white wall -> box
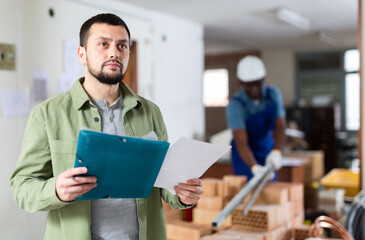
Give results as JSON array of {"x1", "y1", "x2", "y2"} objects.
[
  {"x1": 1, "y1": 0, "x2": 204, "y2": 239},
  {"x1": 261, "y1": 49, "x2": 295, "y2": 106},
  {"x1": 151, "y1": 13, "x2": 205, "y2": 141},
  {"x1": 0, "y1": 1, "x2": 44, "y2": 239}
]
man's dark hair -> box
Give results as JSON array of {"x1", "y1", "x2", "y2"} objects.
[{"x1": 79, "y1": 13, "x2": 131, "y2": 47}]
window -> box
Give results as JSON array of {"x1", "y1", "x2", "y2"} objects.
[
  {"x1": 203, "y1": 68, "x2": 229, "y2": 107},
  {"x1": 296, "y1": 49, "x2": 359, "y2": 131},
  {"x1": 345, "y1": 49, "x2": 360, "y2": 130}
]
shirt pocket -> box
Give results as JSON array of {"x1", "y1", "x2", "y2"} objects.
[{"x1": 49, "y1": 140, "x2": 77, "y2": 176}]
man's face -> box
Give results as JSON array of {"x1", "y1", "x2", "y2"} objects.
[
  {"x1": 78, "y1": 23, "x2": 130, "y2": 85},
  {"x1": 242, "y1": 79, "x2": 264, "y2": 100}
]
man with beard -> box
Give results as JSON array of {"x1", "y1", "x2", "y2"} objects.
[{"x1": 10, "y1": 13, "x2": 203, "y2": 240}]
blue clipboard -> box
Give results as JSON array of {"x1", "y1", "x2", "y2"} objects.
[{"x1": 73, "y1": 129, "x2": 169, "y2": 200}]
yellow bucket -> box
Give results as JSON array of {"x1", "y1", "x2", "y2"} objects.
[{"x1": 320, "y1": 168, "x2": 360, "y2": 197}]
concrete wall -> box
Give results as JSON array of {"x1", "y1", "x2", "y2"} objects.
[{"x1": 1, "y1": 0, "x2": 204, "y2": 239}]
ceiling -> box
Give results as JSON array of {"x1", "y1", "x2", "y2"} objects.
[{"x1": 117, "y1": 0, "x2": 358, "y2": 54}]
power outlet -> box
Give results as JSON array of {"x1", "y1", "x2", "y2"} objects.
[{"x1": 0, "y1": 43, "x2": 16, "y2": 70}]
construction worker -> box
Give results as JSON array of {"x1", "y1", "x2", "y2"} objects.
[{"x1": 226, "y1": 55, "x2": 286, "y2": 180}]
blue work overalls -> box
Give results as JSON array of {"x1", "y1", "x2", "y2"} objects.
[{"x1": 231, "y1": 88, "x2": 277, "y2": 181}]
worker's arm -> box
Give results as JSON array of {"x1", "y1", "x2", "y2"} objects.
[
  {"x1": 272, "y1": 116, "x2": 286, "y2": 150},
  {"x1": 232, "y1": 129, "x2": 257, "y2": 168}
]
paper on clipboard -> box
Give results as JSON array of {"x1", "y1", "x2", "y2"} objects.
[{"x1": 154, "y1": 137, "x2": 231, "y2": 194}]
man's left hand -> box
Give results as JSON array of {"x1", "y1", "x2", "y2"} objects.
[{"x1": 174, "y1": 178, "x2": 203, "y2": 205}]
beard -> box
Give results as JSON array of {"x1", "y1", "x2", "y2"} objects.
[{"x1": 87, "y1": 58, "x2": 126, "y2": 85}]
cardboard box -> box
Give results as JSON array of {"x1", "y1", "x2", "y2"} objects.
[{"x1": 286, "y1": 150, "x2": 324, "y2": 182}]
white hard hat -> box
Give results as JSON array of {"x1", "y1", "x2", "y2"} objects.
[{"x1": 237, "y1": 56, "x2": 266, "y2": 82}]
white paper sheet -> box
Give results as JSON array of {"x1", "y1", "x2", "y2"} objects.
[
  {"x1": 154, "y1": 137, "x2": 231, "y2": 194},
  {"x1": 1, "y1": 89, "x2": 30, "y2": 117},
  {"x1": 31, "y1": 68, "x2": 48, "y2": 102}
]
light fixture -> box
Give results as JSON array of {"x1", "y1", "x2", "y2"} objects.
[
  {"x1": 318, "y1": 30, "x2": 338, "y2": 46},
  {"x1": 276, "y1": 7, "x2": 311, "y2": 30}
]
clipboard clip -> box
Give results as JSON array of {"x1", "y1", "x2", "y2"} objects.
[{"x1": 117, "y1": 136, "x2": 127, "y2": 142}]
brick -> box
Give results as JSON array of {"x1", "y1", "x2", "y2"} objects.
[
  {"x1": 193, "y1": 208, "x2": 232, "y2": 228},
  {"x1": 222, "y1": 181, "x2": 232, "y2": 199},
  {"x1": 217, "y1": 180, "x2": 225, "y2": 197},
  {"x1": 223, "y1": 175, "x2": 247, "y2": 197},
  {"x1": 293, "y1": 210, "x2": 305, "y2": 227},
  {"x1": 268, "y1": 182, "x2": 304, "y2": 202},
  {"x1": 202, "y1": 178, "x2": 221, "y2": 197},
  {"x1": 293, "y1": 224, "x2": 310, "y2": 240},
  {"x1": 197, "y1": 196, "x2": 225, "y2": 211},
  {"x1": 166, "y1": 220, "x2": 212, "y2": 240},
  {"x1": 264, "y1": 222, "x2": 292, "y2": 240},
  {"x1": 291, "y1": 198, "x2": 304, "y2": 219},
  {"x1": 232, "y1": 203, "x2": 291, "y2": 231},
  {"x1": 201, "y1": 226, "x2": 265, "y2": 240},
  {"x1": 254, "y1": 184, "x2": 289, "y2": 205}
]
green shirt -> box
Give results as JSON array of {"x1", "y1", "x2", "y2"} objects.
[{"x1": 10, "y1": 78, "x2": 190, "y2": 240}]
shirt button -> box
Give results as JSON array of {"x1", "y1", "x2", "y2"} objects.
[
  {"x1": 109, "y1": 116, "x2": 113, "y2": 122},
  {"x1": 94, "y1": 117, "x2": 99, "y2": 122}
]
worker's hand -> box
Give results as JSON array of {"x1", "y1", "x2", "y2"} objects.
[
  {"x1": 55, "y1": 167, "x2": 97, "y2": 202},
  {"x1": 174, "y1": 178, "x2": 204, "y2": 205},
  {"x1": 251, "y1": 164, "x2": 275, "y2": 180},
  {"x1": 266, "y1": 149, "x2": 282, "y2": 170}
]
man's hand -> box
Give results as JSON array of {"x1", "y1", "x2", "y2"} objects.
[
  {"x1": 174, "y1": 178, "x2": 203, "y2": 205},
  {"x1": 251, "y1": 164, "x2": 275, "y2": 180},
  {"x1": 55, "y1": 167, "x2": 97, "y2": 202},
  {"x1": 266, "y1": 149, "x2": 282, "y2": 170}
]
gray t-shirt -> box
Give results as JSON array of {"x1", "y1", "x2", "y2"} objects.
[{"x1": 90, "y1": 94, "x2": 139, "y2": 240}]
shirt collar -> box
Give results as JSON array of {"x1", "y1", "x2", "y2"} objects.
[
  {"x1": 240, "y1": 85, "x2": 268, "y2": 102},
  {"x1": 70, "y1": 77, "x2": 140, "y2": 110}
]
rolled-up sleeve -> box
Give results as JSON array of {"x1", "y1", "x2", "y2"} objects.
[{"x1": 226, "y1": 98, "x2": 246, "y2": 129}]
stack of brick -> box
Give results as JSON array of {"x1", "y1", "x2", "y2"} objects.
[
  {"x1": 293, "y1": 224, "x2": 310, "y2": 240},
  {"x1": 193, "y1": 176, "x2": 247, "y2": 229},
  {"x1": 164, "y1": 201, "x2": 214, "y2": 240},
  {"x1": 282, "y1": 150, "x2": 324, "y2": 210},
  {"x1": 202, "y1": 181, "x2": 304, "y2": 240},
  {"x1": 165, "y1": 176, "x2": 246, "y2": 239}
]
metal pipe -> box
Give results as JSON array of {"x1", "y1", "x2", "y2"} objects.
[
  {"x1": 242, "y1": 172, "x2": 269, "y2": 215},
  {"x1": 211, "y1": 162, "x2": 275, "y2": 228}
]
